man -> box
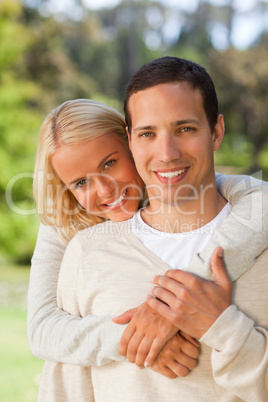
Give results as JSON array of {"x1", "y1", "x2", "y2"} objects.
[
  {"x1": 115, "y1": 57, "x2": 268, "y2": 401},
  {"x1": 39, "y1": 57, "x2": 268, "y2": 401}
]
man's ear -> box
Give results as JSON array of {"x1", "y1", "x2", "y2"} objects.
[
  {"x1": 126, "y1": 126, "x2": 132, "y2": 151},
  {"x1": 213, "y1": 114, "x2": 225, "y2": 151}
]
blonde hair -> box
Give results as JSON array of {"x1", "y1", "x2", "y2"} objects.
[{"x1": 33, "y1": 99, "x2": 128, "y2": 243}]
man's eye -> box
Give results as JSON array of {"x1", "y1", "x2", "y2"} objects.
[
  {"x1": 140, "y1": 132, "x2": 154, "y2": 138},
  {"x1": 181, "y1": 127, "x2": 193, "y2": 133}
]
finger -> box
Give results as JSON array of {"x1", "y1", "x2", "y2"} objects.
[
  {"x1": 180, "y1": 338, "x2": 200, "y2": 360},
  {"x1": 158, "y1": 269, "x2": 195, "y2": 285},
  {"x1": 179, "y1": 331, "x2": 200, "y2": 347},
  {"x1": 153, "y1": 272, "x2": 183, "y2": 291},
  {"x1": 112, "y1": 307, "x2": 138, "y2": 324},
  {"x1": 210, "y1": 247, "x2": 232, "y2": 290},
  {"x1": 152, "y1": 283, "x2": 182, "y2": 310},
  {"x1": 146, "y1": 294, "x2": 175, "y2": 324},
  {"x1": 118, "y1": 324, "x2": 136, "y2": 356},
  {"x1": 172, "y1": 359, "x2": 195, "y2": 375},
  {"x1": 126, "y1": 331, "x2": 146, "y2": 363},
  {"x1": 144, "y1": 336, "x2": 168, "y2": 367},
  {"x1": 135, "y1": 337, "x2": 153, "y2": 368},
  {"x1": 153, "y1": 271, "x2": 198, "y2": 297},
  {"x1": 165, "y1": 361, "x2": 190, "y2": 378},
  {"x1": 150, "y1": 364, "x2": 177, "y2": 379}
]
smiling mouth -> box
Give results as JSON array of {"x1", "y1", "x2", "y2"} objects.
[
  {"x1": 104, "y1": 189, "x2": 127, "y2": 207},
  {"x1": 157, "y1": 168, "x2": 187, "y2": 178}
]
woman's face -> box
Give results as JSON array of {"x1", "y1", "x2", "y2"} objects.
[{"x1": 52, "y1": 133, "x2": 144, "y2": 221}]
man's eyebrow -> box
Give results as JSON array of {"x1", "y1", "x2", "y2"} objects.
[
  {"x1": 133, "y1": 119, "x2": 201, "y2": 133},
  {"x1": 172, "y1": 119, "x2": 201, "y2": 126},
  {"x1": 133, "y1": 125, "x2": 156, "y2": 134},
  {"x1": 68, "y1": 151, "x2": 119, "y2": 187}
]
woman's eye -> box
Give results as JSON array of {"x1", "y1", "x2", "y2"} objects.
[
  {"x1": 104, "y1": 159, "x2": 116, "y2": 169},
  {"x1": 75, "y1": 179, "x2": 88, "y2": 189}
]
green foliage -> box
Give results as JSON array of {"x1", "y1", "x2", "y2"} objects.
[
  {"x1": 0, "y1": 0, "x2": 267, "y2": 264},
  {"x1": 209, "y1": 46, "x2": 268, "y2": 176},
  {"x1": 0, "y1": 309, "x2": 42, "y2": 402},
  {"x1": 0, "y1": 264, "x2": 43, "y2": 401},
  {"x1": 0, "y1": 0, "x2": 42, "y2": 263}
]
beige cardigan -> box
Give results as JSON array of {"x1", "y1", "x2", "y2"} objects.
[
  {"x1": 38, "y1": 215, "x2": 268, "y2": 401},
  {"x1": 28, "y1": 174, "x2": 268, "y2": 368}
]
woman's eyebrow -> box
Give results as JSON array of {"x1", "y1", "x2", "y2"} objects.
[
  {"x1": 68, "y1": 151, "x2": 120, "y2": 187},
  {"x1": 67, "y1": 177, "x2": 84, "y2": 187},
  {"x1": 97, "y1": 151, "x2": 119, "y2": 168},
  {"x1": 68, "y1": 176, "x2": 86, "y2": 187}
]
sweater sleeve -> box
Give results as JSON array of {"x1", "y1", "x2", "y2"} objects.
[
  {"x1": 190, "y1": 173, "x2": 268, "y2": 281},
  {"x1": 199, "y1": 176, "x2": 268, "y2": 401},
  {"x1": 200, "y1": 305, "x2": 268, "y2": 402},
  {"x1": 27, "y1": 223, "x2": 125, "y2": 366}
]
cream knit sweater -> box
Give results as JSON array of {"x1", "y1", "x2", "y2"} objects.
[
  {"x1": 28, "y1": 174, "x2": 268, "y2": 367},
  {"x1": 38, "y1": 219, "x2": 268, "y2": 401},
  {"x1": 32, "y1": 174, "x2": 268, "y2": 401}
]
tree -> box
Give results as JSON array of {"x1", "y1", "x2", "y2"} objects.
[
  {"x1": 209, "y1": 46, "x2": 268, "y2": 175},
  {"x1": 0, "y1": 0, "x2": 42, "y2": 262}
]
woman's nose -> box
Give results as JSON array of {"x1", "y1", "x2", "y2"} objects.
[{"x1": 95, "y1": 175, "x2": 115, "y2": 197}]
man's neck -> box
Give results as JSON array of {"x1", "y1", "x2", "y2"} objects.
[{"x1": 140, "y1": 190, "x2": 227, "y2": 234}]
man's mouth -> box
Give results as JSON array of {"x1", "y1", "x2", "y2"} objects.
[
  {"x1": 157, "y1": 168, "x2": 187, "y2": 178},
  {"x1": 104, "y1": 189, "x2": 127, "y2": 207}
]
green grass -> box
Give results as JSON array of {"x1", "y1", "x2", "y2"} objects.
[{"x1": 0, "y1": 265, "x2": 43, "y2": 402}]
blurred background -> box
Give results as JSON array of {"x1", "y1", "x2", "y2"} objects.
[{"x1": 0, "y1": 0, "x2": 267, "y2": 400}]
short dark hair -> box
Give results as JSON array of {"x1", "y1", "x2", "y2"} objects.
[{"x1": 124, "y1": 56, "x2": 219, "y2": 133}]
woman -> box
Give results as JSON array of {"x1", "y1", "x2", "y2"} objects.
[
  {"x1": 30, "y1": 98, "x2": 198, "y2": 379},
  {"x1": 29, "y1": 98, "x2": 267, "y2": 379}
]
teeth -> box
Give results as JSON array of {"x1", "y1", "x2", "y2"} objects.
[
  {"x1": 158, "y1": 168, "x2": 186, "y2": 178},
  {"x1": 106, "y1": 190, "x2": 127, "y2": 207}
]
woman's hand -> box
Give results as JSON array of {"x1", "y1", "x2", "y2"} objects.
[
  {"x1": 113, "y1": 302, "x2": 178, "y2": 368},
  {"x1": 150, "y1": 331, "x2": 200, "y2": 379}
]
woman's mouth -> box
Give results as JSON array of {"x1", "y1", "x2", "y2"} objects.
[{"x1": 103, "y1": 189, "x2": 128, "y2": 208}]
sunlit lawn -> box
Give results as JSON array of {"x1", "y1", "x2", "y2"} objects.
[{"x1": 0, "y1": 264, "x2": 43, "y2": 402}]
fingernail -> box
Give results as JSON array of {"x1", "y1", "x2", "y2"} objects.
[
  {"x1": 144, "y1": 362, "x2": 149, "y2": 368},
  {"x1": 151, "y1": 276, "x2": 156, "y2": 283},
  {"x1": 218, "y1": 249, "x2": 223, "y2": 258}
]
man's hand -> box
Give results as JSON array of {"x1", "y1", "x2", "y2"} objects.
[
  {"x1": 150, "y1": 332, "x2": 200, "y2": 379},
  {"x1": 113, "y1": 302, "x2": 179, "y2": 367},
  {"x1": 146, "y1": 247, "x2": 233, "y2": 339}
]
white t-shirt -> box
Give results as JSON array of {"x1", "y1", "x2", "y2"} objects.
[{"x1": 129, "y1": 203, "x2": 230, "y2": 270}]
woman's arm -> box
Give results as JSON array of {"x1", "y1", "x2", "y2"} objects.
[
  {"x1": 27, "y1": 223, "x2": 125, "y2": 366},
  {"x1": 192, "y1": 173, "x2": 268, "y2": 281}
]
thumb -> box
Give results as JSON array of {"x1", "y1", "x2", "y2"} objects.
[
  {"x1": 112, "y1": 307, "x2": 137, "y2": 324},
  {"x1": 210, "y1": 247, "x2": 231, "y2": 289}
]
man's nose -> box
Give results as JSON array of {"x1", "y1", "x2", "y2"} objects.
[{"x1": 158, "y1": 133, "x2": 182, "y2": 163}]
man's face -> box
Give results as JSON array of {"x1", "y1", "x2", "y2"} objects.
[{"x1": 127, "y1": 82, "x2": 224, "y2": 212}]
